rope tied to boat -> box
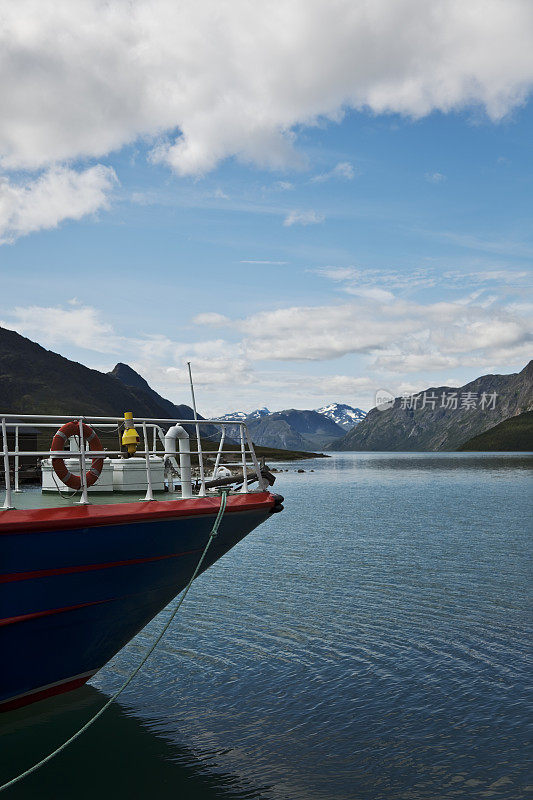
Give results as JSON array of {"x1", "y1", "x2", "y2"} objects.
[{"x1": 0, "y1": 489, "x2": 229, "y2": 794}]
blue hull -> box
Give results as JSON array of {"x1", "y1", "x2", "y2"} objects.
[{"x1": 1, "y1": 498, "x2": 276, "y2": 710}]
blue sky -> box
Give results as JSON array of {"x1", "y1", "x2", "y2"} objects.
[{"x1": 1, "y1": 1, "x2": 532, "y2": 415}]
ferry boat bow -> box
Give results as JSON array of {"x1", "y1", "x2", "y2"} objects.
[{"x1": 0, "y1": 413, "x2": 283, "y2": 711}]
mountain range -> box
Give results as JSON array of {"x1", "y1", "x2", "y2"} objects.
[
  {"x1": 2, "y1": 325, "x2": 530, "y2": 452},
  {"x1": 329, "y1": 361, "x2": 533, "y2": 451},
  {"x1": 219, "y1": 403, "x2": 365, "y2": 450}
]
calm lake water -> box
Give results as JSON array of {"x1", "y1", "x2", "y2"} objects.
[{"x1": 1, "y1": 452, "x2": 532, "y2": 799}]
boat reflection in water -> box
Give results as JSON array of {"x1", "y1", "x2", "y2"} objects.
[{"x1": 0, "y1": 686, "x2": 267, "y2": 800}]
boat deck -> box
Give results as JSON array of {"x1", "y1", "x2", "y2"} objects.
[
  {"x1": 1, "y1": 413, "x2": 270, "y2": 513},
  {"x1": 0, "y1": 485, "x2": 259, "y2": 513}
]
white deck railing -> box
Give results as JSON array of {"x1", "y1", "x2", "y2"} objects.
[{"x1": 0, "y1": 414, "x2": 266, "y2": 510}]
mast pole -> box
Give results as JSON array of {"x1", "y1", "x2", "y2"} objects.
[{"x1": 187, "y1": 362, "x2": 206, "y2": 497}]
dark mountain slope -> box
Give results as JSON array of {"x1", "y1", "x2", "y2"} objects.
[
  {"x1": 0, "y1": 326, "x2": 180, "y2": 418},
  {"x1": 459, "y1": 410, "x2": 533, "y2": 451},
  {"x1": 330, "y1": 361, "x2": 533, "y2": 452}
]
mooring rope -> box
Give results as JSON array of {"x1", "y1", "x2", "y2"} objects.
[{"x1": 0, "y1": 489, "x2": 229, "y2": 793}]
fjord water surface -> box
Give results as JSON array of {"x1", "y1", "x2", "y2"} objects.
[{"x1": 1, "y1": 453, "x2": 531, "y2": 799}]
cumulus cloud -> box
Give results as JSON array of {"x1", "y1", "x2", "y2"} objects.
[
  {"x1": 197, "y1": 295, "x2": 532, "y2": 369},
  {"x1": 0, "y1": 165, "x2": 117, "y2": 243},
  {"x1": 284, "y1": 209, "x2": 325, "y2": 227},
  {"x1": 0, "y1": 1, "x2": 532, "y2": 175}
]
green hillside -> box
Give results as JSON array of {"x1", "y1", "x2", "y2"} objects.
[{"x1": 459, "y1": 410, "x2": 533, "y2": 451}]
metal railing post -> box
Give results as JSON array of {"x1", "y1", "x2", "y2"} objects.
[
  {"x1": 2, "y1": 418, "x2": 14, "y2": 509},
  {"x1": 77, "y1": 419, "x2": 90, "y2": 505},
  {"x1": 239, "y1": 424, "x2": 249, "y2": 493},
  {"x1": 196, "y1": 436, "x2": 206, "y2": 497},
  {"x1": 14, "y1": 425, "x2": 21, "y2": 492},
  {"x1": 142, "y1": 421, "x2": 154, "y2": 501},
  {"x1": 245, "y1": 425, "x2": 266, "y2": 491},
  {"x1": 212, "y1": 426, "x2": 226, "y2": 477}
]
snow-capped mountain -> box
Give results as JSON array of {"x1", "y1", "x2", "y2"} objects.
[
  {"x1": 247, "y1": 407, "x2": 270, "y2": 420},
  {"x1": 316, "y1": 403, "x2": 366, "y2": 431},
  {"x1": 220, "y1": 407, "x2": 270, "y2": 422},
  {"x1": 219, "y1": 410, "x2": 248, "y2": 421},
  {"x1": 218, "y1": 408, "x2": 271, "y2": 442}
]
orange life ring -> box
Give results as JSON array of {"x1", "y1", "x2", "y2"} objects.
[{"x1": 50, "y1": 421, "x2": 104, "y2": 490}]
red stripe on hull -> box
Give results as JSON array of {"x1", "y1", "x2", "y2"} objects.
[
  {"x1": 0, "y1": 547, "x2": 201, "y2": 584},
  {"x1": 0, "y1": 492, "x2": 275, "y2": 535},
  {"x1": 0, "y1": 675, "x2": 93, "y2": 712},
  {"x1": 0, "y1": 598, "x2": 111, "y2": 627}
]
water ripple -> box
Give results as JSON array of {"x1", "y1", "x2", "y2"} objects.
[{"x1": 1, "y1": 453, "x2": 531, "y2": 799}]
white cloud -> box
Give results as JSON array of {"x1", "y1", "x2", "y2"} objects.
[
  {"x1": 426, "y1": 229, "x2": 533, "y2": 259},
  {"x1": 469, "y1": 269, "x2": 530, "y2": 284},
  {"x1": 236, "y1": 302, "x2": 425, "y2": 360},
  {"x1": 273, "y1": 181, "x2": 294, "y2": 191},
  {"x1": 130, "y1": 191, "x2": 158, "y2": 206},
  {"x1": 197, "y1": 295, "x2": 532, "y2": 368},
  {"x1": 165, "y1": 358, "x2": 253, "y2": 387},
  {"x1": 425, "y1": 171, "x2": 446, "y2": 183},
  {"x1": 2, "y1": 296, "x2": 530, "y2": 415},
  {"x1": 317, "y1": 265, "x2": 533, "y2": 296},
  {"x1": 193, "y1": 312, "x2": 231, "y2": 326},
  {"x1": 0, "y1": 303, "x2": 121, "y2": 352},
  {"x1": 344, "y1": 286, "x2": 395, "y2": 302},
  {"x1": 375, "y1": 353, "x2": 464, "y2": 372},
  {"x1": 240, "y1": 259, "x2": 288, "y2": 265},
  {"x1": 0, "y1": 165, "x2": 117, "y2": 243},
  {"x1": 1, "y1": 1, "x2": 531, "y2": 175},
  {"x1": 284, "y1": 209, "x2": 325, "y2": 227},
  {"x1": 316, "y1": 266, "x2": 437, "y2": 291},
  {"x1": 312, "y1": 161, "x2": 355, "y2": 182}
]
